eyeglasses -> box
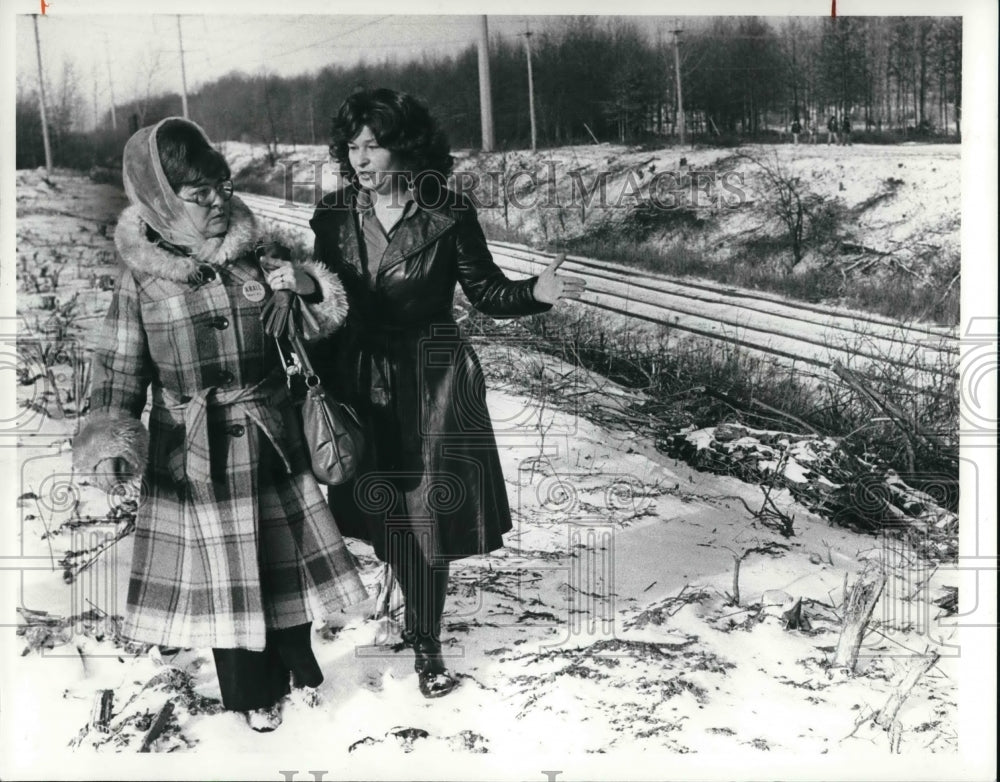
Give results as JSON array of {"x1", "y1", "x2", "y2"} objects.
[{"x1": 179, "y1": 179, "x2": 234, "y2": 207}]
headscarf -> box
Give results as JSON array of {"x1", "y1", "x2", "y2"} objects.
[{"x1": 121, "y1": 117, "x2": 227, "y2": 263}]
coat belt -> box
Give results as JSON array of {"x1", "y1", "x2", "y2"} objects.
[{"x1": 152, "y1": 372, "x2": 292, "y2": 484}]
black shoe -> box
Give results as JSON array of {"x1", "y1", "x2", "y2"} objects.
[
  {"x1": 245, "y1": 704, "x2": 283, "y2": 732},
  {"x1": 414, "y1": 640, "x2": 458, "y2": 699},
  {"x1": 418, "y1": 668, "x2": 458, "y2": 698}
]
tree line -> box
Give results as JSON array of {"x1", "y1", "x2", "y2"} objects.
[{"x1": 16, "y1": 16, "x2": 961, "y2": 169}]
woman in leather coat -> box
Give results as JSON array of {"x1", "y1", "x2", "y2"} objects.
[{"x1": 310, "y1": 88, "x2": 584, "y2": 697}]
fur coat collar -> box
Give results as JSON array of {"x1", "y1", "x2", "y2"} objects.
[{"x1": 113, "y1": 196, "x2": 258, "y2": 282}]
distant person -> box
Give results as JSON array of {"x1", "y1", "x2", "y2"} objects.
[
  {"x1": 827, "y1": 115, "x2": 839, "y2": 145},
  {"x1": 807, "y1": 119, "x2": 817, "y2": 144},
  {"x1": 841, "y1": 115, "x2": 853, "y2": 146},
  {"x1": 309, "y1": 88, "x2": 586, "y2": 699},
  {"x1": 790, "y1": 118, "x2": 802, "y2": 145}
]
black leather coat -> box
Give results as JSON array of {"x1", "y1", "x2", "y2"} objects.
[{"x1": 310, "y1": 186, "x2": 551, "y2": 561}]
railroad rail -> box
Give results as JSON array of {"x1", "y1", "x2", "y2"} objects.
[{"x1": 240, "y1": 192, "x2": 958, "y2": 381}]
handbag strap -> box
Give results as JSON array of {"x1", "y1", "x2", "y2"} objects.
[
  {"x1": 286, "y1": 331, "x2": 323, "y2": 390},
  {"x1": 280, "y1": 330, "x2": 362, "y2": 431},
  {"x1": 274, "y1": 336, "x2": 299, "y2": 387}
]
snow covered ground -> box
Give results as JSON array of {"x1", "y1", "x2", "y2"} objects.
[
  {"x1": 0, "y1": 167, "x2": 979, "y2": 780},
  {"x1": 217, "y1": 138, "x2": 960, "y2": 277}
]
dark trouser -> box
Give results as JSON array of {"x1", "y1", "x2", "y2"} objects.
[
  {"x1": 212, "y1": 623, "x2": 322, "y2": 711},
  {"x1": 385, "y1": 526, "x2": 449, "y2": 647}
]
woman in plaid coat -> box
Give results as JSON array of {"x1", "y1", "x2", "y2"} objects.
[{"x1": 73, "y1": 118, "x2": 367, "y2": 731}]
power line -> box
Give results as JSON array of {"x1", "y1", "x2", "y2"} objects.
[
  {"x1": 235, "y1": 15, "x2": 394, "y2": 64},
  {"x1": 38, "y1": 15, "x2": 160, "y2": 38},
  {"x1": 179, "y1": 37, "x2": 484, "y2": 70}
]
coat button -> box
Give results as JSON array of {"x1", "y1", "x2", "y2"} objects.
[
  {"x1": 210, "y1": 316, "x2": 230, "y2": 330},
  {"x1": 216, "y1": 369, "x2": 234, "y2": 386},
  {"x1": 227, "y1": 424, "x2": 246, "y2": 437}
]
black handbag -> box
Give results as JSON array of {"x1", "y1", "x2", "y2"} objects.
[
  {"x1": 265, "y1": 286, "x2": 364, "y2": 486},
  {"x1": 280, "y1": 330, "x2": 364, "y2": 486}
]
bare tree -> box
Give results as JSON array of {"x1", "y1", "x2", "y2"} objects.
[
  {"x1": 130, "y1": 49, "x2": 163, "y2": 127},
  {"x1": 742, "y1": 150, "x2": 844, "y2": 269},
  {"x1": 50, "y1": 59, "x2": 84, "y2": 138}
]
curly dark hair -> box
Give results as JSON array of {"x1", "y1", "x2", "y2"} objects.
[{"x1": 330, "y1": 88, "x2": 454, "y2": 183}]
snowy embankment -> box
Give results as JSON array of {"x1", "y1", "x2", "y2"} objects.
[
  {"x1": 4, "y1": 170, "x2": 961, "y2": 776},
  {"x1": 217, "y1": 138, "x2": 960, "y2": 280}
]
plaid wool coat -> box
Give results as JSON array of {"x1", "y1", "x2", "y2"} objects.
[{"x1": 73, "y1": 197, "x2": 368, "y2": 651}]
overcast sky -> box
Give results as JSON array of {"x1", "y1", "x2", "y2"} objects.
[
  {"x1": 16, "y1": 14, "x2": 691, "y2": 126},
  {"x1": 12, "y1": 3, "x2": 961, "y2": 132}
]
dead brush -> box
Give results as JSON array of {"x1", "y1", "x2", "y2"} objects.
[
  {"x1": 734, "y1": 451, "x2": 796, "y2": 538},
  {"x1": 623, "y1": 584, "x2": 713, "y2": 629},
  {"x1": 18, "y1": 248, "x2": 72, "y2": 295},
  {"x1": 58, "y1": 512, "x2": 137, "y2": 585},
  {"x1": 20, "y1": 295, "x2": 92, "y2": 418},
  {"x1": 17, "y1": 606, "x2": 121, "y2": 655},
  {"x1": 494, "y1": 308, "x2": 955, "y2": 555},
  {"x1": 722, "y1": 540, "x2": 791, "y2": 608}
]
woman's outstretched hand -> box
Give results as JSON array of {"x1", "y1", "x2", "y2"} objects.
[
  {"x1": 261, "y1": 257, "x2": 317, "y2": 296},
  {"x1": 532, "y1": 253, "x2": 586, "y2": 305}
]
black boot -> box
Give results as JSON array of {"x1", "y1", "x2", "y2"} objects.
[
  {"x1": 387, "y1": 533, "x2": 454, "y2": 695},
  {"x1": 414, "y1": 638, "x2": 458, "y2": 699}
]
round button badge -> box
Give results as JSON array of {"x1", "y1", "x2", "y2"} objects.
[{"x1": 242, "y1": 280, "x2": 266, "y2": 303}]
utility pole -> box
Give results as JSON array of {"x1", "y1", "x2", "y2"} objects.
[
  {"x1": 656, "y1": 26, "x2": 664, "y2": 134},
  {"x1": 32, "y1": 15, "x2": 53, "y2": 175},
  {"x1": 477, "y1": 15, "x2": 495, "y2": 152},
  {"x1": 103, "y1": 34, "x2": 118, "y2": 131},
  {"x1": 176, "y1": 15, "x2": 190, "y2": 119},
  {"x1": 522, "y1": 26, "x2": 538, "y2": 152},
  {"x1": 671, "y1": 26, "x2": 686, "y2": 146},
  {"x1": 792, "y1": 35, "x2": 799, "y2": 120},
  {"x1": 92, "y1": 64, "x2": 99, "y2": 132}
]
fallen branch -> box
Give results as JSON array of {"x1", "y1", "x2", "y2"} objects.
[
  {"x1": 138, "y1": 700, "x2": 175, "y2": 753},
  {"x1": 842, "y1": 650, "x2": 942, "y2": 751},
  {"x1": 832, "y1": 571, "x2": 888, "y2": 673},
  {"x1": 90, "y1": 689, "x2": 114, "y2": 734},
  {"x1": 703, "y1": 385, "x2": 820, "y2": 436},
  {"x1": 840, "y1": 242, "x2": 893, "y2": 258},
  {"x1": 874, "y1": 650, "x2": 941, "y2": 748},
  {"x1": 831, "y1": 361, "x2": 951, "y2": 460}
]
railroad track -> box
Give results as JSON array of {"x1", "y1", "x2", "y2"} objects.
[{"x1": 241, "y1": 193, "x2": 958, "y2": 381}]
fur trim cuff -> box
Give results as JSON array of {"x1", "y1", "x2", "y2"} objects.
[
  {"x1": 73, "y1": 411, "x2": 149, "y2": 477},
  {"x1": 298, "y1": 260, "x2": 349, "y2": 340}
]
